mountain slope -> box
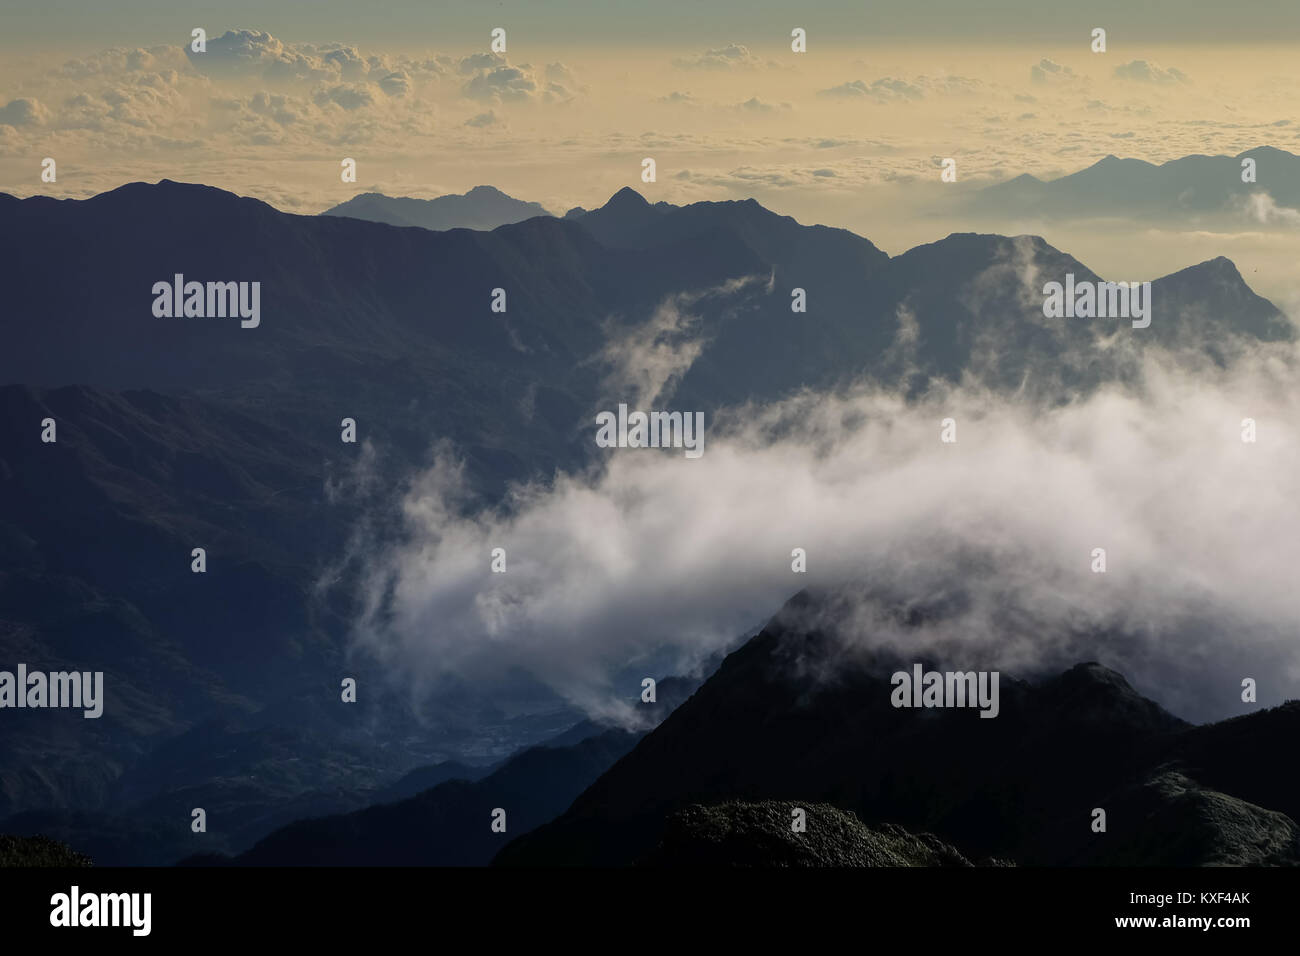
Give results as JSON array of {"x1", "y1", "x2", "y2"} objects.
[
  {"x1": 204, "y1": 729, "x2": 639, "y2": 866},
  {"x1": 495, "y1": 589, "x2": 1299, "y2": 867},
  {"x1": 642, "y1": 801, "x2": 984, "y2": 867}
]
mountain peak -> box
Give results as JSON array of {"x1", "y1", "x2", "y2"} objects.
[
  {"x1": 321, "y1": 185, "x2": 551, "y2": 231},
  {"x1": 1236, "y1": 145, "x2": 1295, "y2": 159},
  {"x1": 1091, "y1": 154, "x2": 1153, "y2": 169},
  {"x1": 1039, "y1": 662, "x2": 1189, "y2": 735},
  {"x1": 1157, "y1": 254, "x2": 1242, "y2": 283},
  {"x1": 604, "y1": 186, "x2": 649, "y2": 209}
]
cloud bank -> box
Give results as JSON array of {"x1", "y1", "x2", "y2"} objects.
[{"x1": 345, "y1": 320, "x2": 1300, "y2": 727}]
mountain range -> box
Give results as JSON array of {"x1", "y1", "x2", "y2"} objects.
[
  {"x1": 0, "y1": 179, "x2": 1292, "y2": 865},
  {"x1": 968, "y1": 146, "x2": 1300, "y2": 220},
  {"x1": 322, "y1": 185, "x2": 553, "y2": 231}
]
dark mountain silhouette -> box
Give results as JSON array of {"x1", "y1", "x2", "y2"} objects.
[
  {"x1": 495, "y1": 589, "x2": 1300, "y2": 867},
  {"x1": 373, "y1": 760, "x2": 490, "y2": 804},
  {"x1": 0, "y1": 180, "x2": 1291, "y2": 864},
  {"x1": 970, "y1": 146, "x2": 1300, "y2": 220},
  {"x1": 197, "y1": 729, "x2": 637, "y2": 866},
  {"x1": 173, "y1": 669, "x2": 708, "y2": 865},
  {"x1": 321, "y1": 185, "x2": 552, "y2": 232},
  {"x1": 2, "y1": 181, "x2": 1286, "y2": 408}
]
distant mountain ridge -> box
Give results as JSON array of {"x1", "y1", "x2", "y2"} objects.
[
  {"x1": 321, "y1": 185, "x2": 552, "y2": 231},
  {"x1": 970, "y1": 145, "x2": 1300, "y2": 219}
]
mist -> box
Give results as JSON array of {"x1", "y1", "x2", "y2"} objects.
[{"x1": 345, "y1": 323, "x2": 1300, "y2": 726}]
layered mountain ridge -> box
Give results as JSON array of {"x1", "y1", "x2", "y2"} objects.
[{"x1": 0, "y1": 180, "x2": 1292, "y2": 864}]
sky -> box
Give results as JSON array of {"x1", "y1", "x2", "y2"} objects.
[
  {"x1": 6, "y1": 0, "x2": 1300, "y2": 49},
  {"x1": 2, "y1": 3, "x2": 1299, "y2": 295},
  {"x1": 2, "y1": 8, "x2": 1297, "y2": 212},
  {"x1": 4, "y1": 5, "x2": 1300, "y2": 334},
  {"x1": 3, "y1": 3, "x2": 1299, "y2": 325}
]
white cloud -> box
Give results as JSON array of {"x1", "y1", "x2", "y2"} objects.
[
  {"x1": 344, "y1": 287, "x2": 1300, "y2": 727},
  {"x1": 820, "y1": 78, "x2": 922, "y2": 101},
  {"x1": 462, "y1": 65, "x2": 536, "y2": 103},
  {"x1": 313, "y1": 83, "x2": 375, "y2": 111},
  {"x1": 819, "y1": 75, "x2": 978, "y2": 103},
  {"x1": 672, "y1": 43, "x2": 763, "y2": 71},
  {"x1": 378, "y1": 71, "x2": 411, "y2": 97},
  {"x1": 1114, "y1": 60, "x2": 1189, "y2": 84},
  {"x1": 1240, "y1": 191, "x2": 1300, "y2": 225},
  {"x1": 459, "y1": 59, "x2": 581, "y2": 105},
  {"x1": 1030, "y1": 58, "x2": 1076, "y2": 84},
  {"x1": 594, "y1": 278, "x2": 763, "y2": 408}
]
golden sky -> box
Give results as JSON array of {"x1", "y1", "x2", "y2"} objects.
[{"x1": 3, "y1": 21, "x2": 1299, "y2": 304}]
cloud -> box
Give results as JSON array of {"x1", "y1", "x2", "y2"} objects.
[
  {"x1": 0, "y1": 29, "x2": 473, "y2": 156},
  {"x1": 313, "y1": 83, "x2": 375, "y2": 111},
  {"x1": 378, "y1": 71, "x2": 410, "y2": 97},
  {"x1": 464, "y1": 110, "x2": 499, "y2": 127},
  {"x1": 58, "y1": 45, "x2": 191, "y2": 80},
  {"x1": 0, "y1": 98, "x2": 48, "y2": 126},
  {"x1": 595, "y1": 276, "x2": 766, "y2": 408},
  {"x1": 920, "y1": 74, "x2": 982, "y2": 95},
  {"x1": 684, "y1": 162, "x2": 889, "y2": 191},
  {"x1": 1239, "y1": 191, "x2": 1300, "y2": 225},
  {"x1": 1113, "y1": 60, "x2": 1189, "y2": 84},
  {"x1": 459, "y1": 59, "x2": 580, "y2": 104},
  {"x1": 343, "y1": 271, "x2": 1300, "y2": 728},
  {"x1": 184, "y1": 29, "x2": 443, "y2": 87},
  {"x1": 456, "y1": 53, "x2": 501, "y2": 75},
  {"x1": 188, "y1": 29, "x2": 333, "y2": 82},
  {"x1": 659, "y1": 91, "x2": 696, "y2": 105},
  {"x1": 818, "y1": 75, "x2": 977, "y2": 103},
  {"x1": 820, "y1": 78, "x2": 922, "y2": 101},
  {"x1": 672, "y1": 43, "x2": 763, "y2": 71},
  {"x1": 544, "y1": 62, "x2": 579, "y2": 87},
  {"x1": 51, "y1": 84, "x2": 189, "y2": 133},
  {"x1": 461, "y1": 65, "x2": 536, "y2": 103},
  {"x1": 1030, "y1": 58, "x2": 1077, "y2": 84}
]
